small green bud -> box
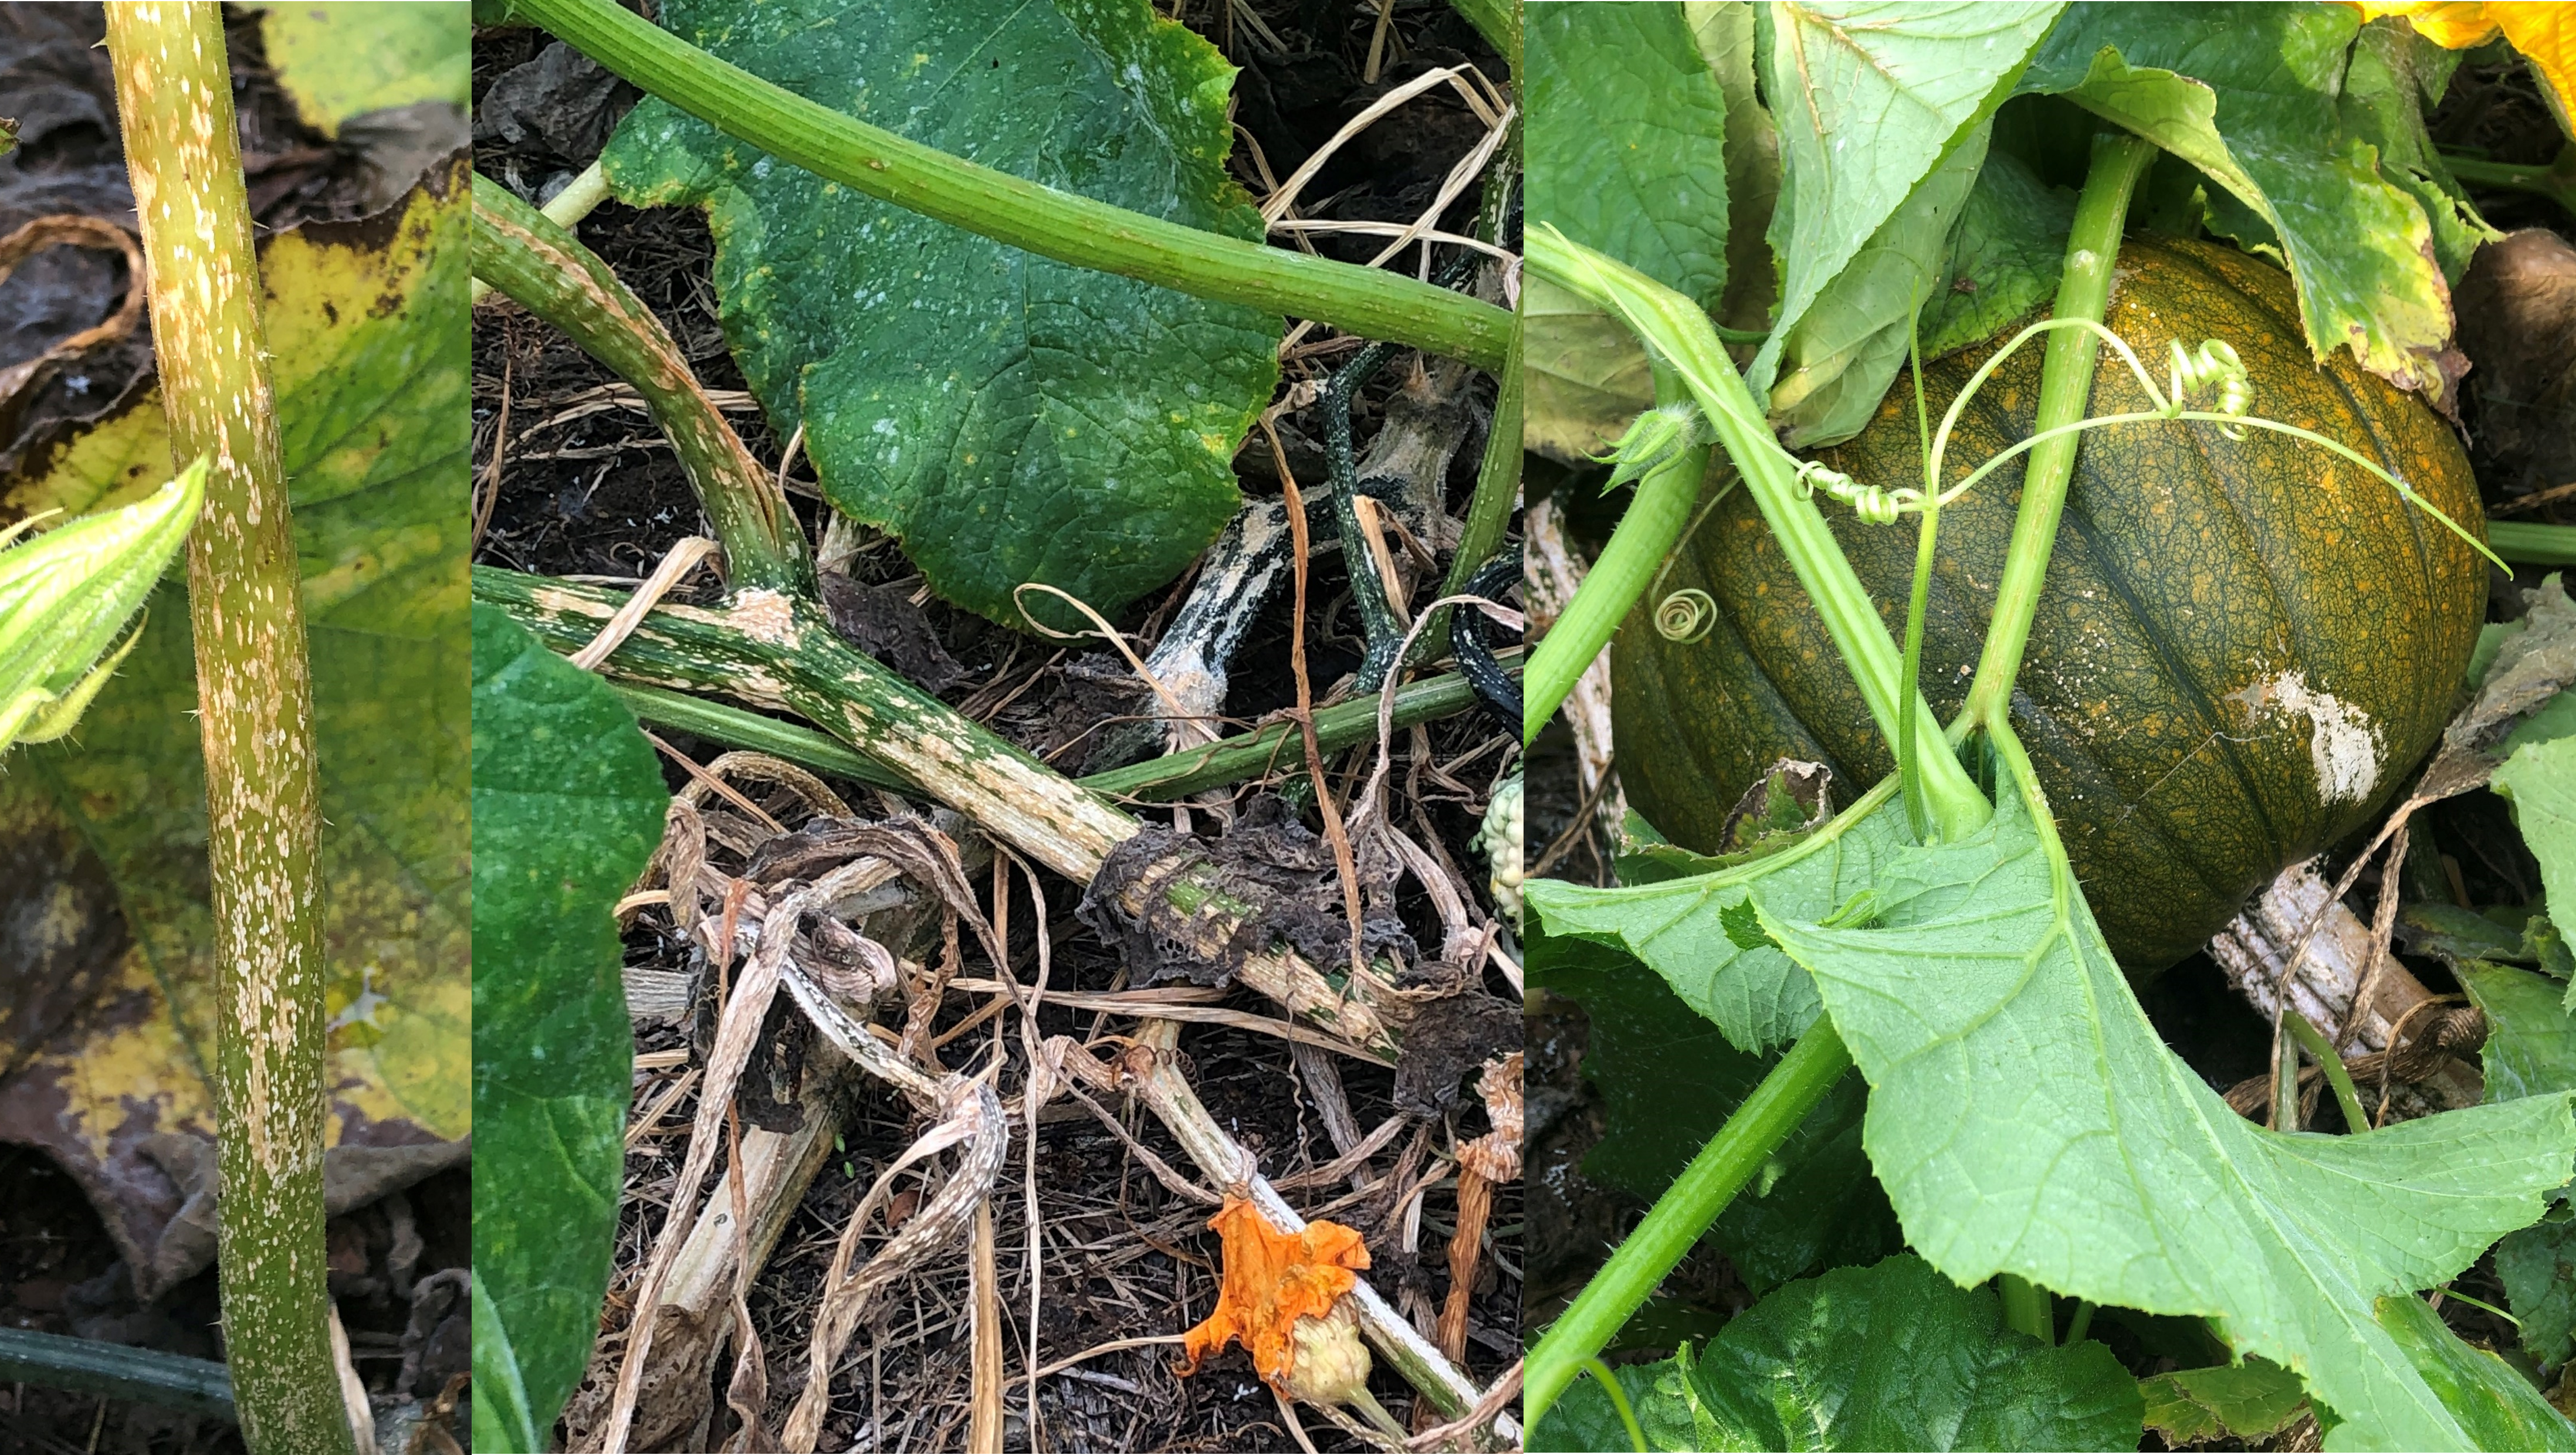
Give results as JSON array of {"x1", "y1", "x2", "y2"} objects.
[
  {"x1": 0, "y1": 456, "x2": 207, "y2": 754},
  {"x1": 1594, "y1": 402, "x2": 1704, "y2": 493}
]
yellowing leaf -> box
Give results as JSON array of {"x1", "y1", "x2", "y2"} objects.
[
  {"x1": 255, "y1": 2, "x2": 469, "y2": 137},
  {"x1": 2353, "y1": 2, "x2": 2574, "y2": 127},
  {"x1": 1178, "y1": 1199, "x2": 1370, "y2": 1390},
  {"x1": 0, "y1": 159, "x2": 466, "y2": 1296}
]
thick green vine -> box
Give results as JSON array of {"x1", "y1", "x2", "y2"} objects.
[{"x1": 473, "y1": 0, "x2": 1512, "y2": 371}]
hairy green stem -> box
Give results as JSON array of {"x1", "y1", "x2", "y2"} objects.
[
  {"x1": 2443, "y1": 143, "x2": 2576, "y2": 222},
  {"x1": 1520, "y1": 368, "x2": 1704, "y2": 747},
  {"x1": 1526, "y1": 227, "x2": 1989, "y2": 839},
  {"x1": 104, "y1": 8, "x2": 353, "y2": 1453},
  {"x1": 1525, "y1": 1018, "x2": 1855, "y2": 1429},
  {"x1": 2064, "y1": 1302, "x2": 2096, "y2": 1345},
  {"x1": 2287, "y1": 1010, "x2": 2371, "y2": 1135},
  {"x1": 473, "y1": 174, "x2": 813, "y2": 593},
  {"x1": 480, "y1": 0, "x2": 1512, "y2": 371},
  {"x1": 1960, "y1": 133, "x2": 2154, "y2": 728},
  {"x1": 2489, "y1": 521, "x2": 2576, "y2": 566},
  {"x1": 1898, "y1": 311, "x2": 1939, "y2": 840},
  {"x1": 607, "y1": 649, "x2": 1518, "y2": 801},
  {"x1": 1448, "y1": 0, "x2": 1518, "y2": 74},
  {"x1": 1582, "y1": 1357, "x2": 1648, "y2": 1454}
]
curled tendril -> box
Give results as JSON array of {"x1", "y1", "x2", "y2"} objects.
[
  {"x1": 2167, "y1": 339, "x2": 2251, "y2": 439},
  {"x1": 1655, "y1": 589, "x2": 1717, "y2": 643},
  {"x1": 1795, "y1": 459, "x2": 1920, "y2": 525}
]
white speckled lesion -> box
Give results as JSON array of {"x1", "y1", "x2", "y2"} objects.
[{"x1": 2229, "y1": 669, "x2": 2384, "y2": 805}]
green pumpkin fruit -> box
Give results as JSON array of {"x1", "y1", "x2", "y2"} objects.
[{"x1": 1614, "y1": 238, "x2": 2487, "y2": 975}]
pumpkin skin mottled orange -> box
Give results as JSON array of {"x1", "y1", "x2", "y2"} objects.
[{"x1": 1613, "y1": 238, "x2": 2487, "y2": 975}]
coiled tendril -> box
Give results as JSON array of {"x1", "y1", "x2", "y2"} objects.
[
  {"x1": 2165, "y1": 339, "x2": 2251, "y2": 439},
  {"x1": 1654, "y1": 588, "x2": 1717, "y2": 642},
  {"x1": 1795, "y1": 459, "x2": 1921, "y2": 525}
]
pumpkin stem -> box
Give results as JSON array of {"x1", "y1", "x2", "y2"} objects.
[
  {"x1": 1961, "y1": 133, "x2": 2158, "y2": 731},
  {"x1": 1524, "y1": 225, "x2": 1993, "y2": 840}
]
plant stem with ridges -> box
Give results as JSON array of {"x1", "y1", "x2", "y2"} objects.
[
  {"x1": 1519, "y1": 367, "x2": 1702, "y2": 747},
  {"x1": 482, "y1": 0, "x2": 1513, "y2": 371},
  {"x1": 1960, "y1": 133, "x2": 2154, "y2": 729},
  {"x1": 104, "y1": 7, "x2": 353, "y2": 1453},
  {"x1": 474, "y1": 564, "x2": 1411, "y2": 1056},
  {"x1": 473, "y1": 174, "x2": 813, "y2": 594},
  {"x1": 609, "y1": 649, "x2": 1518, "y2": 801},
  {"x1": 1524, "y1": 1018, "x2": 1854, "y2": 1429}
]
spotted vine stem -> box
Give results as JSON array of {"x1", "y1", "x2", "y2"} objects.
[
  {"x1": 472, "y1": 174, "x2": 814, "y2": 595},
  {"x1": 104, "y1": 6, "x2": 356, "y2": 1453}
]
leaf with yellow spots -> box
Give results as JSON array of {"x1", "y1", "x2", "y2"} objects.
[
  {"x1": 598, "y1": 0, "x2": 1281, "y2": 630},
  {"x1": 2351, "y1": 2, "x2": 2575, "y2": 127},
  {"x1": 0, "y1": 156, "x2": 468, "y2": 1295}
]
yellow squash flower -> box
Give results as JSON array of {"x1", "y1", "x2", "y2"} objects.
[{"x1": 2352, "y1": 2, "x2": 2572, "y2": 129}]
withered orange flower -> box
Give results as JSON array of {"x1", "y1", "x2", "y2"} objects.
[
  {"x1": 2350, "y1": 3, "x2": 2572, "y2": 120},
  {"x1": 1177, "y1": 1197, "x2": 1370, "y2": 1388}
]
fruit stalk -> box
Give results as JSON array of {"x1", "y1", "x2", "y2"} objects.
[
  {"x1": 103, "y1": 6, "x2": 354, "y2": 1453},
  {"x1": 1958, "y1": 132, "x2": 2154, "y2": 728}
]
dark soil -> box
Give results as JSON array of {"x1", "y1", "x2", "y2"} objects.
[{"x1": 474, "y1": 0, "x2": 1519, "y2": 1449}]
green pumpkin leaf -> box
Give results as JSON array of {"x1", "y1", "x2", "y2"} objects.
[
  {"x1": 1747, "y1": 1, "x2": 2067, "y2": 446},
  {"x1": 468, "y1": 605, "x2": 665, "y2": 1453},
  {"x1": 255, "y1": 1, "x2": 469, "y2": 137},
  {"x1": 1528, "y1": 1, "x2": 1731, "y2": 308},
  {"x1": 1530, "y1": 932, "x2": 1897, "y2": 1297},
  {"x1": 1522, "y1": 0, "x2": 1729, "y2": 469},
  {"x1": 2018, "y1": 4, "x2": 2463, "y2": 405},
  {"x1": 1521, "y1": 274, "x2": 1657, "y2": 463},
  {"x1": 1683, "y1": 0, "x2": 1783, "y2": 338},
  {"x1": 2496, "y1": 735, "x2": 2576, "y2": 943},
  {"x1": 2338, "y1": 19, "x2": 2499, "y2": 286},
  {"x1": 1521, "y1": 0, "x2": 1778, "y2": 464},
  {"x1": 2138, "y1": 1358, "x2": 2310, "y2": 1445},
  {"x1": 2373, "y1": 1293, "x2": 2576, "y2": 1450},
  {"x1": 598, "y1": 0, "x2": 1279, "y2": 629},
  {"x1": 1762, "y1": 749, "x2": 2576, "y2": 1450},
  {"x1": 2459, "y1": 962, "x2": 2576, "y2": 1105},
  {"x1": 1532, "y1": 1254, "x2": 2142, "y2": 1451},
  {"x1": 2497, "y1": 1207, "x2": 2576, "y2": 1372},
  {"x1": 0, "y1": 161, "x2": 469, "y2": 1293},
  {"x1": 1918, "y1": 150, "x2": 2074, "y2": 361},
  {"x1": 1526, "y1": 780, "x2": 1910, "y2": 1054}
]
